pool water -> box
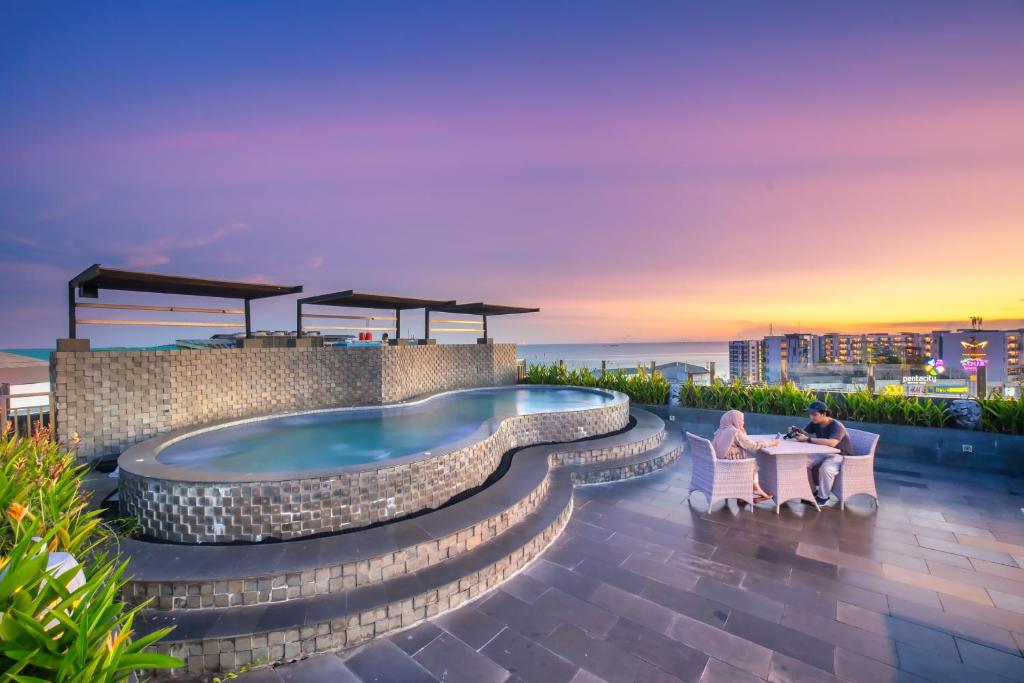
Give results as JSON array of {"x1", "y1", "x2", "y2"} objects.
[{"x1": 156, "y1": 387, "x2": 617, "y2": 474}]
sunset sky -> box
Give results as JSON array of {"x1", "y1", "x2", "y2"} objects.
[{"x1": 2, "y1": 1, "x2": 1023, "y2": 346}]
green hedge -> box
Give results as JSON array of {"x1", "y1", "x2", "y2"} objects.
[
  {"x1": 676, "y1": 382, "x2": 1024, "y2": 435},
  {"x1": 525, "y1": 364, "x2": 671, "y2": 405}
]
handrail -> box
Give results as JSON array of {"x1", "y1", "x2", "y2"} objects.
[
  {"x1": 301, "y1": 325, "x2": 396, "y2": 331},
  {"x1": 75, "y1": 302, "x2": 244, "y2": 314},
  {"x1": 1, "y1": 384, "x2": 56, "y2": 439},
  {"x1": 76, "y1": 319, "x2": 245, "y2": 328},
  {"x1": 300, "y1": 313, "x2": 397, "y2": 321}
]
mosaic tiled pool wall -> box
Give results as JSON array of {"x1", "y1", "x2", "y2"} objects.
[
  {"x1": 119, "y1": 398, "x2": 629, "y2": 543},
  {"x1": 51, "y1": 344, "x2": 517, "y2": 460}
]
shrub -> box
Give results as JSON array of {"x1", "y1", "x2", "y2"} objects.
[
  {"x1": 674, "y1": 380, "x2": 1024, "y2": 433},
  {"x1": 978, "y1": 394, "x2": 1024, "y2": 435},
  {"x1": 1, "y1": 428, "x2": 182, "y2": 681},
  {"x1": 525, "y1": 363, "x2": 670, "y2": 405}
]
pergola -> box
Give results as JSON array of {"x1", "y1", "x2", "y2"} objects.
[
  {"x1": 425, "y1": 302, "x2": 540, "y2": 341},
  {"x1": 296, "y1": 291, "x2": 455, "y2": 340},
  {"x1": 67, "y1": 264, "x2": 302, "y2": 339}
]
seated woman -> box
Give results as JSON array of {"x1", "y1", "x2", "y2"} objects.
[{"x1": 711, "y1": 410, "x2": 779, "y2": 504}]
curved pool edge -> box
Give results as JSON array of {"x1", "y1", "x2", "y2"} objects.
[
  {"x1": 119, "y1": 385, "x2": 626, "y2": 482},
  {"x1": 118, "y1": 385, "x2": 630, "y2": 543}
]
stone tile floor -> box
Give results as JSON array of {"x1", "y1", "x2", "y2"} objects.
[{"x1": 234, "y1": 450, "x2": 1024, "y2": 682}]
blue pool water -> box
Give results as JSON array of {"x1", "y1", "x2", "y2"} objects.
[{"x1": 156, "y1": 386, "x2": 618, "y2": 474}]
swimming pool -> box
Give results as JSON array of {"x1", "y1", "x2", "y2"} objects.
[
  {"x1": 157, "y1": 386, "x2": 619, "y2": 474},
  {"x1": 119, "y1": 385, "x2": 630, "y2": 543}
]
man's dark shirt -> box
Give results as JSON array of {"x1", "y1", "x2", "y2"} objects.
[{"x1": 804, "y1": 418, "x2": 853, "y2": 455}]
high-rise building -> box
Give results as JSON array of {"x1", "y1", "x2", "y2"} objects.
[
  {"x1": 728, "y1": 340, "x2": 764, "y2": 383},
  {"x1": 815, "y1": 332, "x2": 931, "y2": 364},
  {"x1": 737, "y1": 326, "x2": 1021, "y2": 388},
  {"x1": 817, "y1": 333, "x2": 861, "y2": 363},
  {"x1": 933, "y1": 328, "x2": 1024, "y2": 386},
  {"x1": 762, "y1": 333, "x2": 816, "y2": 382},
  {"x1": 1007, "y1": 331, "x2": 1022, "y2": 382}
]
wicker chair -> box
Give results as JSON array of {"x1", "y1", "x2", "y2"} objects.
[
  {"x1": 686, "y1": 432, "x2": 757, "y2": 513},
  {"x1": 834, "y1": 428, "x2": 881, "y2": 510}
]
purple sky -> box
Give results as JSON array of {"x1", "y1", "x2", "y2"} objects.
[{"x1": 2, "y1": 1, "x2": 1023, "y2": 346}]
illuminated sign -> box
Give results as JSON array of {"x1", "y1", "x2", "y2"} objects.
[
  {"x1": 903, "y1": 375, "x2": 937, "y2": 384},
  {"x1": 924, "y1": 358, "x2": 945, "y2": 377},
  {"x1": 933, "y1": 386, "x2": 969, "y2": 394},
  {"x1": 960, "y1": 337, "x2": 989, "y2": 371}
]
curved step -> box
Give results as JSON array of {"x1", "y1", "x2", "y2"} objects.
[
  {"x1": 123, "y1": 408, "x2": 664, "y2": 611},
  {"x1": 550, "y1": 407, "x2": 667, "y2": 467},
  {"x1": 573, "y1": 430, "x2": 682, "y2": 485},
  {"x1": 135, "y1": 410, "x2": 682, "y2": 677},
  {"x1": 143, "y1": 475, "x2": 575, "y2": 676}
]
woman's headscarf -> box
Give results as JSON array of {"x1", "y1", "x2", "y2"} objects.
[{"x1": 711, "y1": 409, "x2": 745, "y2": 459}]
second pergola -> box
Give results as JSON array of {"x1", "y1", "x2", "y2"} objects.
[
  {"x1": 295, "y1": 291, "x2": 454, "y2": 341},
  {"x1": 425, "y1": 302, "x2": 539, "y2": 343}
]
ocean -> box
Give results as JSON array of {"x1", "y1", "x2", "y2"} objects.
[
  {"x1": 2, "y1": 346, "x2": 179, "y2": 361},
  {"x1": 519, "y1": 342, "x2": 728, "y2": 376},
  {"x1": 5, "y1": 341, "x2": 732, "y2": 378}
]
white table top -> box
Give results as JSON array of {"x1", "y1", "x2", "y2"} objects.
[{"x1": 749, "y1": 434, "x2": 840, "y2": 456}]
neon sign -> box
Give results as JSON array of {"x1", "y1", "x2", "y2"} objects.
[
  {"x1": 924, "y1": 358, "x2": 945, "y2": 377},
  {"x1": 960, "y1": 337, "x2": 989, "y2": 371}
]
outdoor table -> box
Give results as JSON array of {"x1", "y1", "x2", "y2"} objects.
[{"x1": 748, "y1": 434, "x2": 840, "y2": 514}]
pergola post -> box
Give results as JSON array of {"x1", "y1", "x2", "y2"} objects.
[
  {"x1": 424, "y1": 309, "x2": 431, "y2": 339},
  {"x1": 295, "y1": 300, "x2": 303, "y2": 338},
  {"x1": 395, "y1": 308, "x2": 401, "y2": 340},
  {"x1": 482, "y1": 314, "x2": 488, "y2": 341},
  {"x1": 68, "y1": 283, "x2": 76, "y2": 339},
  {"x1": 244, "y1": 299, "x2": 252, "y2": 338}
]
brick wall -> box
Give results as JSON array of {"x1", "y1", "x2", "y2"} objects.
[
  {"x1": 381, "y1": 344, "x2": 518, "y2": 403},
  {"x1": 52, "y1": 344, "x2": 517, "y2": 460}
]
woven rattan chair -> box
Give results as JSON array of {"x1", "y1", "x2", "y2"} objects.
[
  {"x1": 834, "y1": 428, "x2": 880, "y2": 510},
  {"x1": 686, "y1": 432, "x2": 756, "y2": 513}
]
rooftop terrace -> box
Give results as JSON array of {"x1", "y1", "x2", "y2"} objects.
[{"x1": 226, "y1": 433, "x2": 1024, "y2": 683}]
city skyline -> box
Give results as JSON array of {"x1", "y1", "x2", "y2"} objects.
[{"x1": 3, "y1": 2, "x2": 1024, "y2": 346}]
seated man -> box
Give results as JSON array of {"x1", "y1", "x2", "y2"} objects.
[{"x1": 792, "y1": 400, "x2": 852, "y2": 505}]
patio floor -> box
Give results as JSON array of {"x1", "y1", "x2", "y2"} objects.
[{"x1": 233, "y1": 438, "x2": 1024, "y2": 683}]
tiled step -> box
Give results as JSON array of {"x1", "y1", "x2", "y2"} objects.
[
  {"x1": 142, "y1": 474, "x2": 575, "y2": 676},
  {"x1": 122, "y1": 408, "x2": 667, "y2": 611},
  {"x1": 134, "y1": 410, "x2": 681, "y2": 677},
  {"x1": 573, "y1": 430, "x2": 682, "y2": 485}
]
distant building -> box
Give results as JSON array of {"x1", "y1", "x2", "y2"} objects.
[
  {"x1": 816, "y1": 332, "x2": 931, "y2": 364},
  {"x1": 728, "y1": 340, "x2": 764, "y2": 383},
  {"x1": 932, "y1": 328, "x2": 1024, "y2": 386},
  {"x1": 738, "y1": 327, "x2": 1022, "y2": 388},
  {"x1": 621, "y1": 361, "x2": 710, "y2": 384},
  {"x1": 763, "y1": 333, "x2": 816, "y2": 382}
]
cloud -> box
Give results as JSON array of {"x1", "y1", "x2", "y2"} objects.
[
  {"x1": 308, "y1": 256, "x2": 325, "y2": 269},
  {"x1": 0, "y1": 232, "x2": 39, "y2": 248},
  {"x1": 857, "y1": 317, "x2": 1024, "y2": 332},
  {"x1": 122, "y1": 221, "x2": 248, "y2": 268},
  {"x1": 128, "y1": 253, "x2": 171, "y2": 267},
  {"x1": 22, "y1": 190, "x2": 105, "y2": 226}
]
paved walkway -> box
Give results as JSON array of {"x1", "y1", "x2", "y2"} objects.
[{"x1": 235, "y1": 439, "x2": 1024, "y2": 683}]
